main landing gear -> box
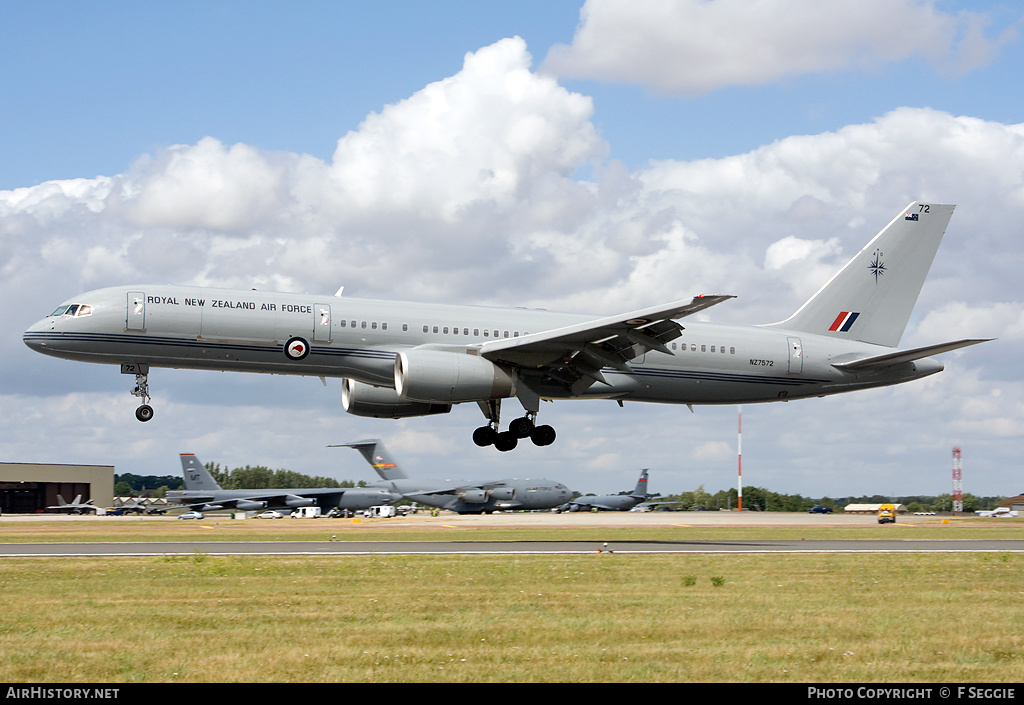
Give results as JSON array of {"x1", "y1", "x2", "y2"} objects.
[
  {"x1": 472, "y1": 400, "x2": 556, "y2": 452},
  {"x1": 130, "y1": 369, "x2": 154, "y2": 422}
]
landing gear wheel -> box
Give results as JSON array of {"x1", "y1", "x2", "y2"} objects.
[
  {"x1": 509, "y1": 416, "x2": 534, "y2": 439},
  {"x1": 493, "y1": 432, "x2": 519, "y2": 452},
  {"x1": 530, "y1": 424, "x2": 556, "y2": 447},
  {"x1": 472, "y1": 426, "x2": 497, "y2": 447},
  {"x1": 129, "y1": 367, "x2": 154, "y2": 423}
]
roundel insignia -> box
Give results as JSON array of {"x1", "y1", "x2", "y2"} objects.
[
  {"x1": 285, "y1": 337, "x2": 310, "y2": 360},
  {"x1": 625, "y1": 318, "x2": 650, "y2": 326}
]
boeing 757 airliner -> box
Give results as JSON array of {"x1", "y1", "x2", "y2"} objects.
[{"x1": 24, "y1": 202, "x2": 990, "y2": 451}]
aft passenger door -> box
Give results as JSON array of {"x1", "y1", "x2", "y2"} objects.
[{"x1": 787, "y1": 337, "x2": 803, "y2": 374}]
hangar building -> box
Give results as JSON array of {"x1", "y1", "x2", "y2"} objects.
[{"x1": 0, "y1": 462, "x2": 114, "y2": 514}]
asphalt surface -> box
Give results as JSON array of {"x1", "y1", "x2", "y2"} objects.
[
  {"x1": 1, "y1": 511, "x2": 1021, "y2": 556},
  {"x1": 2, "y1": 538, "x2": 1023, "y2": 556}
]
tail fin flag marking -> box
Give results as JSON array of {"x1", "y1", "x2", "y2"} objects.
[{"x1": 828, "y1": 311, "x2": 860, "y2": 333}]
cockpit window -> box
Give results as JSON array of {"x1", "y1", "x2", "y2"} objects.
[{"x1": 48, "y1": 304, "x2": 93, "y2": 317}]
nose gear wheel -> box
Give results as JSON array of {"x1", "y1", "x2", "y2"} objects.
[{"x1": 130, "y1": 370, "x2": 154, "y2": 422}]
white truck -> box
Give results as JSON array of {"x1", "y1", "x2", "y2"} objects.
[
  {"x1": 367, "y1": 505, "x2": 397, "y2": 518},
  {"x1": 290, "y1": 506, "x2": 322, "y2": 518}
]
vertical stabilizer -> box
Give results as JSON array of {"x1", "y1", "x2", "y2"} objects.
[
  {"x1": 336, "y1": 440, "x2": 410, "y2": 481},
  {"x1": 179, "y1": 453, "x2": 223, "y2": 491},
  {"x1": 768, "y1": 202, "x2": 954, "y2": 347},
  {"x1": 631, "y1": 469, "x2": 650, "y2": 499}
]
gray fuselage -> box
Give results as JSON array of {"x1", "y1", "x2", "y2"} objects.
[{"x1": 23, "y1": 284, "x2": 943, "y2": 406}]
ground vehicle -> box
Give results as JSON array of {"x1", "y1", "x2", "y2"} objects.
[
  {"x1": 808, "y1": 505, "x2": 833, "y2": 514},
  {"x1": 257, "y1": 510, "x2": 284, "y2": 519},
  {"x1": 367, "y1": 505, "x2": 397, "y2": 518},
  {"x1": 878, "y1": 503, "x2": 897, "y2": 524},
  {"x1": 290, "y1": 507, "x2": 322, "y2": 518},
  {"x1": 178, "y1": 511, "x2": 204, "y2": 520}
]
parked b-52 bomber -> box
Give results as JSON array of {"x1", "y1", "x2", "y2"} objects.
[
  {"x1": 166, "y1": 453, "x2": 401, "y2": 513},
  {"x1": 24, "y1": 202, "x2": 990, "y2": 451},
  {"x1": 335, "y1": 439, "x2": 572, "y2": 514}
]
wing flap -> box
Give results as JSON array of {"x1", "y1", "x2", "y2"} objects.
[{"x1": 480, "y1": 295, "x2": 734, "y2": 369}]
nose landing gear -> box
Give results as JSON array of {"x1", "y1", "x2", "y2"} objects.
[{"x1": 124, "y1": 363, "x2": 154, "y2": 422}]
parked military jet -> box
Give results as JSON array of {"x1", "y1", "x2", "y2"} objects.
[
  {"x1": 165, "y1": 453, "x2": 401, "y2": 512},
  {"x1": 558, "y1": 469, "x2": 652, "y2": 512},
  {"x1": 46, "y1": 494, "x2": 97, "y2": 514},
  {"x1": 24, "y1": 202, "x2": 989, "y2": 451},
  {"x1": 335, "y1": 439, "x2": 572, "y2": 514}
]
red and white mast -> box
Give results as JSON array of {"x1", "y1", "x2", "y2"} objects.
[
  {"x1": 737, "y1": 406, "x2": 743, "y2": 511},
  {"x1": 952, "y1": 447, "x2": 963, "y2": 514}
]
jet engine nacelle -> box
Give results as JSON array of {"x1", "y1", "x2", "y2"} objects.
[
  {"x1": 235, "y1": 500, "x2": 268, "y2": 511},
  {"x1": 395, "y1": 350, "x2": 516, "y2": 404},
  {"x1": 284, "y1": 495, "x2": 316, "y2": 508},
  {"x1": 487, "y1": 487, "x2": 515, "y2": 501},
  {"x1": 458, "y1": 489, "x2": 489, "y2": 504},
  {"x1": 342, "y1": 378, "x2": 453, "y2": 419}
]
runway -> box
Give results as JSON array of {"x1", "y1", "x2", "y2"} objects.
[
  {"x1": 3, "y1": 538, "x2": 1023, "y2": 557},
  {"x1": 2, "y1": 511, "x2": 1020, "y2": 556}
]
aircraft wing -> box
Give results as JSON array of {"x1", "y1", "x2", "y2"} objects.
[
  {"x1": 402, "y1": 482, "x2": 504, "y2": 497},
  {"x1": 832, "y1": 339, "x2": 992, "y2": 371},
  {"x1": 176, "y1": 489, "x2": 347, "y2": 510},
  {"x1": 478, "y1": 295, "x2": 734, "y2": 392}
]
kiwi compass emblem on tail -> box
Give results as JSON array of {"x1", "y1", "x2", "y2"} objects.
[{"x1": 868, "y1": 249, "x2": 885, "y2": 283}]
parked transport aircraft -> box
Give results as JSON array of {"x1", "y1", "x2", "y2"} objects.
[
  {"x1": 24, "y1": 202, "x2": 989, "y2": 451},
  {"x1": 336, "y1": 439, "x2": 572, "y2": 514},
  {"x1": 557, "y1": 469, "x2": 652, "y2": 512}
]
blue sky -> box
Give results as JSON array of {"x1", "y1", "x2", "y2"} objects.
[{"x1": 2, "y1": 1, "x2": 1022, "y2": 498}]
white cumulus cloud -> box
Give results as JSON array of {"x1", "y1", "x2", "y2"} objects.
[{"x1": 543, "y1": 0, "x2": 1019, "y2": 94}]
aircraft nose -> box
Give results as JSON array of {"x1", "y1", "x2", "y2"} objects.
[{"x1": 23, "y1": 318, "x2": 53, "y2": 352}]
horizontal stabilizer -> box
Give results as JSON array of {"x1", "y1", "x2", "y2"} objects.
[{"x1": 832, "y1": 339, "x2": 992, "y2": 371}]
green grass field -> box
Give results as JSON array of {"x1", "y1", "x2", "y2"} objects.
[{"x1": 0, "y1": 518, "x2": 1021, "y2": 683}]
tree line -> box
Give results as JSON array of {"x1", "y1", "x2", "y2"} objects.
[{"x1": 650, "y1": 484, "x2": 1008, "y2": 513}]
